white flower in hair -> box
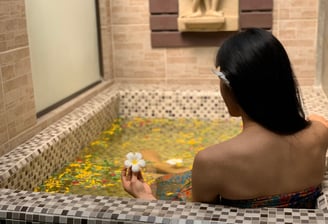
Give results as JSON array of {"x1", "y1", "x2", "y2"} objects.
[{"x1": 124, "y1": 152, "x2": 146, "y2": 172}]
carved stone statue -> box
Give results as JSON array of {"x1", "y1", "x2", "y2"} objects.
[
  {"x1": 177, "y1": 0, "x2": 239, "y2": 32},
  {"x1": 188, "y1": 0, "x2": 223, "y2": 18}
]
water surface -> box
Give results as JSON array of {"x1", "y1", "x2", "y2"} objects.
[{"x1": 35, "y1": 117, "x2": 241, "y2": 197}]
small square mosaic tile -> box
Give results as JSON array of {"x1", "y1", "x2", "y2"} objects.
[{"x1": 0, "y1": 84, "x2": 328, "y2": 223}]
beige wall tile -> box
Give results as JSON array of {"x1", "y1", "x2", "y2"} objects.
[
  {"x1": 0, "y1": 111, "x2": 8, "y2": 144},
  {"x1": 98, "y1": 0, "x2": 110, "y2": 28},
  {"x1": 100, "y1": 27, "x2": 114, "y2": 81},
  {"x1": 112, "y1": 25, "x2": 166, "y2": 80},
  {"x1": 274, "y1": 0, "x2": 319, "y2": 85},
  {"x1": 0, "y1": 0, "x2": 37, "y2": 152},
  {"x1": 321, "y1": 0, "x2": 328, "y2": 94},
  {"x1": 0, "y1": 72, "x2": 4, "y2": 113},
  {"x1": 278, "y1": 0, "x2": 318, "y2": 19},
  {"x1": 166, "y1": 48, "x2": 217, "y2": 79},
  {"x1": 0, "y1": 0, "x2": 28, "y2": 52},
  {"x1": 1, "y1": 64, "x2": 15, "y2": 81},
  {"x1": 111, "y1": 0, "x2": 149, "y2": 25},
  {"x1": 110, "y1": 0, "x2": 319, "y2": 86},
  {"x1": 278, "y1": 19, "x2": 317, "y2": 84},
  {"x1": 166, "y1": 78, "x2": 220, "y2": 86},
  {"x1": 98, "y1": 0, "x2": 114, "y2": 81}
]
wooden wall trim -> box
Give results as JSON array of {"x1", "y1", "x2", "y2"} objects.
[
  {"x1": 240, "y1": 0, "x2": 273, "y2": 11},
  {"x1": 149, "y1": 0, "x2": 178, "y2": 14},
  {"x1": 151, "y1": 31, "x2": 237, "y2": 48},
  {"x1": 240, "y1": 12, "x2": 273, "y2": 29},
  {"x1": 150, "y1": 15, "x2": 178, "y2": 31}
]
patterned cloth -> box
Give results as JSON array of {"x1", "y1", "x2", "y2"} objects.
[
  {"x1": 151, "y1": 171, "x2": 193, "y2": 202},
  {"x1": 221, "y1": 185, "x2": 322, "y2": 208},
  {"x1": 150, "y1": 171, "x2": 321, "y2": 208}
]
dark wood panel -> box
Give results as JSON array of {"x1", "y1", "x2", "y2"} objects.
[
  {"x1": 240, "y1": 12, "x2": 272, "y2": 29},
  {"x1": 151, "y1": 31, "x2": 237, "y2": 48},
  {"x1": 150, "y1": 15, "x2": 178, "y2": 31},
  {"x1": 149, "y1": 0, "x2": 178, "y2": 14},
  {"x1": 240, "y1": 0, "x2": 273, "y2": 11}
]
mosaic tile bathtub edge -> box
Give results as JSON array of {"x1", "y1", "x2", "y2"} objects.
[{"x1": 0, "y1": 188, "x2": 327, "y2": 224}]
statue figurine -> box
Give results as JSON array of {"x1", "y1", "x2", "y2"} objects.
[{"x1": 188, "y1": 0, "x2": 223, "y2": 17}]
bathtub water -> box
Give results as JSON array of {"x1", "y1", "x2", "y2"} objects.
[
  {"x1": 0, "y1": 84, "x2": 328, "y2": 223},
  {"x1": 34, "y1": 117, "x2": 241, "y2": 197}
]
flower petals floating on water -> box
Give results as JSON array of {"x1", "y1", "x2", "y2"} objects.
[{"x1": 124, "y1": 152, "x2": 146, "y2": 172}]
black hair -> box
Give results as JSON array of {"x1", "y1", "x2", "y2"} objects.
[{"x1": 216, "y1": 28, "x2": 309, "y2": 135}]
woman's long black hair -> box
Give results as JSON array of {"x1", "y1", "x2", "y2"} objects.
[{"x1": 216, "y1": 28, "x2": 309, "y2": 135}]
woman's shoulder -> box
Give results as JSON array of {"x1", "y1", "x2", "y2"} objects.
[
  {"x1": 306, "y1": 114, "x2": 328, "y2": 147},
  {"x1": 308, "y1": 114, "x2": 328, "y2": 133},
  {"x1": 193, "y1": 135, "x2": 252, "y2": 167}
]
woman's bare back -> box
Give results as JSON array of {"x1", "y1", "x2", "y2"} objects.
[{"x1": 192, "y1": 120, "x2": 328, "y2": 202}]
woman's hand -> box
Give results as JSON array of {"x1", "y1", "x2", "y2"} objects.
[{"x1": 121, "y1": 167, "x2": 156, "y2": 200}]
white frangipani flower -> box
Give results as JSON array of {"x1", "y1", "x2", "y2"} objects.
[{"x1": 124, "y1": 152, "x2": 146, "y2": 172}]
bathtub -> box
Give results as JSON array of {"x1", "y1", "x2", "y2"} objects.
[{"x1": 0, "y1": 84, "x2": 328, "y2": 223}]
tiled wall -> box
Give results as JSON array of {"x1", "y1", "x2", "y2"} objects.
[
  {"x1": 98, "y1": 0, "x2": 114, "y2": 81},
  {"x1": 319, "y1": 0, "x2": 328, "y2": 95},
  {"x1": 274, "y1": 0, "x2": 319, "y2": 85},
  {"x1": 0, "y1": 0, "x2": 37, "y2": 155},
  {"x1": 119, "y1": 87, "x2": 229, "y2": 119},
  {"x1": 0, "y1": 0, "x2": 323, "y2": 156},
  {"x1": 0, "y1": 0, "x2": 114, "y2": 156},
  {"x1": 111, "y1": 0, "x2": 320, "y2": 86}
]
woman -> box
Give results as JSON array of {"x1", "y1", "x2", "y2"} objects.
[{"x1": 121, "y1": 28, "x2": 328, "y2": 208}]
